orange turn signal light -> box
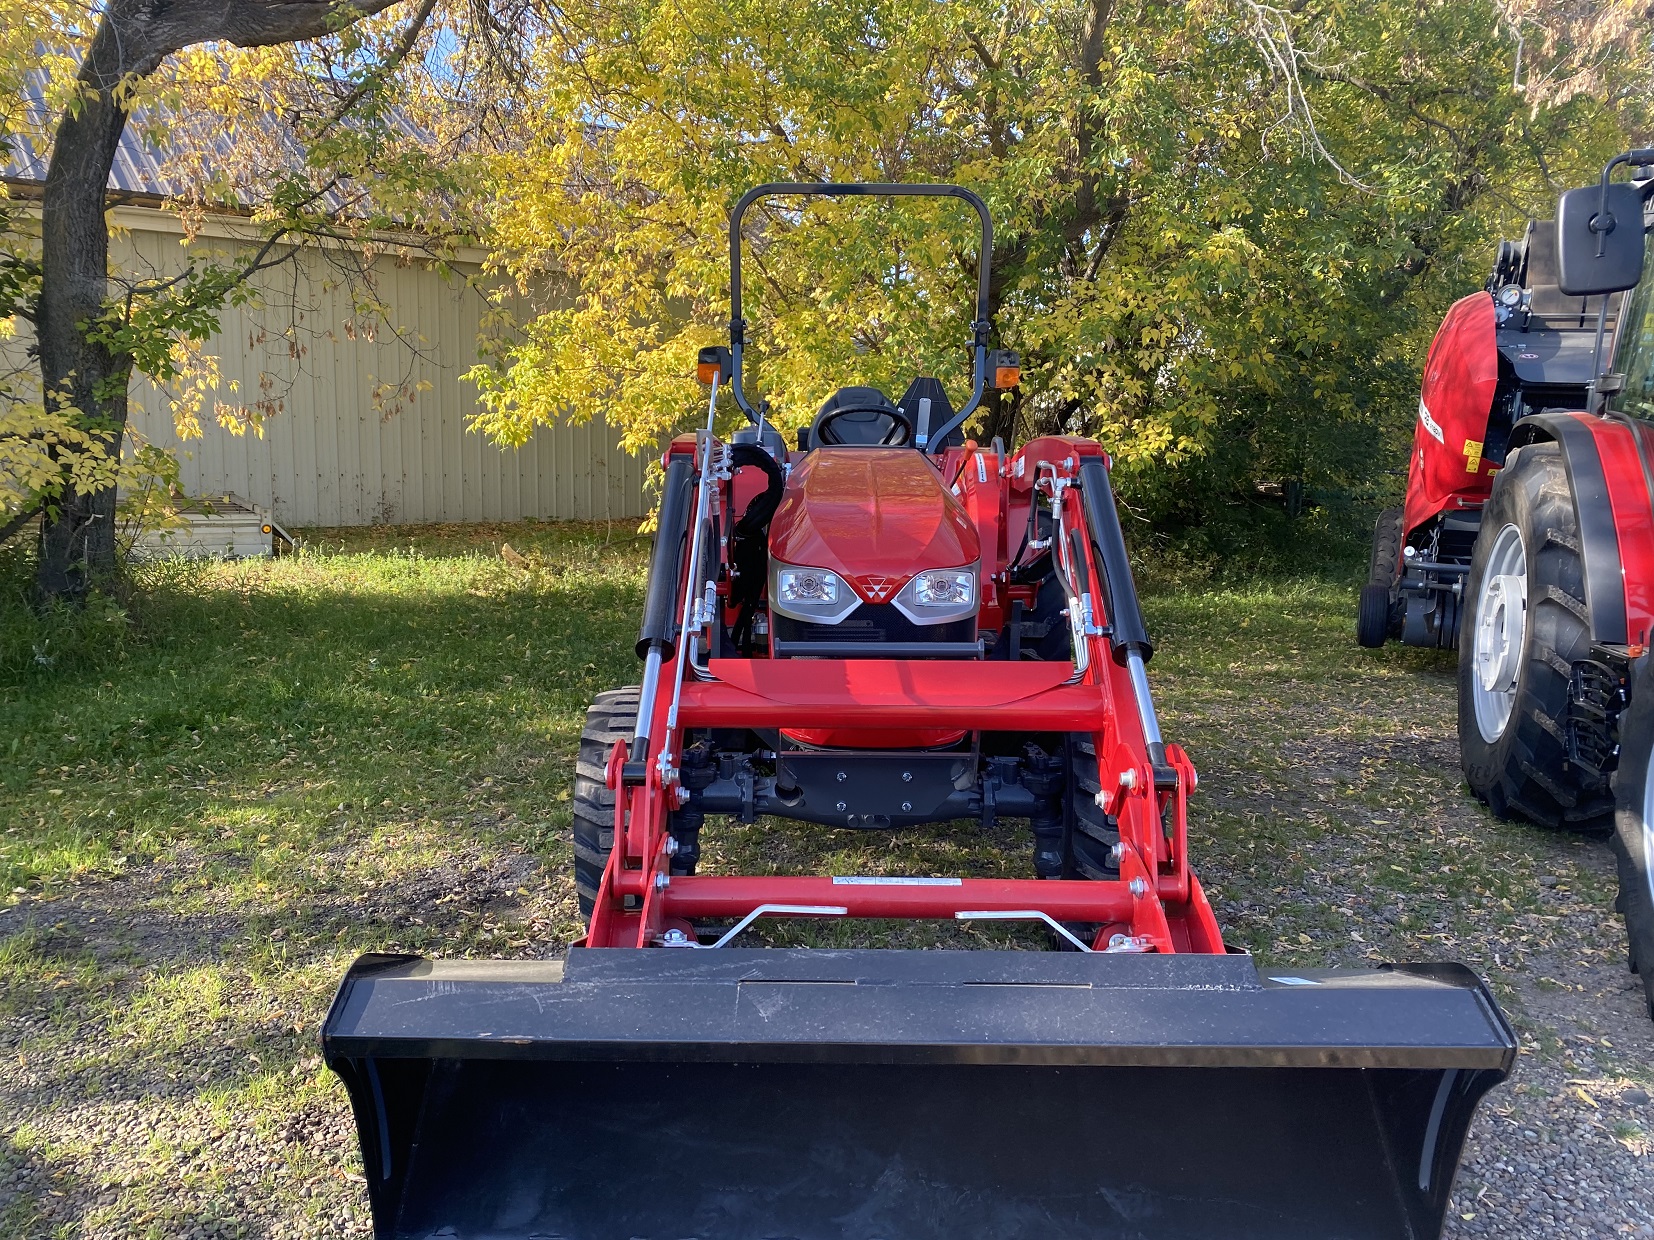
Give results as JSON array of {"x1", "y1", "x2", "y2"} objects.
[{"x1": 696, "y1": 346, "x2": 732, "y2": 386}]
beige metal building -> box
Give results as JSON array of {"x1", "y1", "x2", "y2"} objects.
[
  {"x1": 4, "y1": 95, "x2": 649, "y2": 527},
  {"x1": 120, "y1": 210, "x2": 648, "y2": 526},
  {"x1": 111, "y1": 208, "x2": 648, "y2": 526}
]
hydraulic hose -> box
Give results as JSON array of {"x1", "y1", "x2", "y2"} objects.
[{"x1": 728, "y1": 443, "x2": 785, "y2": 651}]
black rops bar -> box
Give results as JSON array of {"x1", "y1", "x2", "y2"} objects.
[
  {"x1": 727, "y1": 182, "x2": 993, "y2": 450},
  {"x1": 323, "y1": 948, "x2": 1516, "y2": 1240},
  {"x1": 634, "y1": 456, "x2": 694, "y2": 659},
  {"x1": 1078, "y1": 456, "x2": 1152, "y2": 665}
]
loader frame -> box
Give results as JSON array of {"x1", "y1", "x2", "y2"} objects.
[{"x1": 588, "y1": 422, "x2": 1223, "y2": 954}]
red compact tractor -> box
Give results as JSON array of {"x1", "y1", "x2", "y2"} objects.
[
  {"x1": 324, "y1": 185, "x2": 1515, "y2": 1240},
  {"x1": 1358, "y1": 151, "x2": 1654, "y2": 1019}
]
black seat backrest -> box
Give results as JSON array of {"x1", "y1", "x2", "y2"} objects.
[
  {"x1": 895, "y1": 377, "x2": 962, "y2": 449},
  {"x1": 814, "y1": 386, "x2": 901, "y2": 446}
]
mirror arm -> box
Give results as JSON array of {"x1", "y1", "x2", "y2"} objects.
[{"x1": 1594, "y1": 150, "x2": 1654, "y2": 257}]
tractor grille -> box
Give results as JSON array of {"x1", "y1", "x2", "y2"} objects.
[
  {"x1": 773, "y1": 604, "x2": 976, "y2": 652},
  {"x1": 794, "y1": 622, "x2": 884, "y2": 643}
]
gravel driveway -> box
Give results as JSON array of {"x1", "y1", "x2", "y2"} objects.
[{"x1": 2, "y1": 581, "x2": 1650, "y2": 1238}]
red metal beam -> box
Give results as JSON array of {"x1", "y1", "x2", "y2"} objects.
[
  {"x1": 651, "y1": 874, "x2": 1138, "y2": 922},
  {"x1": 681, "y1": 659, "x2": 1107, "y2": 730}
]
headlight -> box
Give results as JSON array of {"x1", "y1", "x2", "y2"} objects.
[
  {"x1": 893, "y1": 566, "x2": 978, "y2": 625},
  {"x1": 770, "y1": 562, "x2": 863, "y2": 624}
]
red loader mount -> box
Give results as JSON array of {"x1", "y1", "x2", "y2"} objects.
[
  {"x1": 324, "y1": 184, "x2": 1516, "y2": 1240},
  {"x1": 1357, "y1": 150, "x2": 1654, "y2": 1020}
]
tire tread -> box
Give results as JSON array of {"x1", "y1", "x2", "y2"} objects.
[
  {"x1": 1458, "y1": 443, "x2": 1611, "y2": 829},
  {"x1": 573, "y1": 686, "x2": 640, "y2": 915}
]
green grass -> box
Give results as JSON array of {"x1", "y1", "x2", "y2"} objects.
[
  {"x1": 0, "y1": 521, "x2": 1646, "y2": 1236},
  {"x1": 1, "y1": 522, "x2": 646, "y2": 905}
]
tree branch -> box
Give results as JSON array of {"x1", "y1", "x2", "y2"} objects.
[
  {"x1": 1302, "y1": 62, "x2": 1472, "y2": 152},
  {"x1": 0, "y1": 502, "x2": 42, "y2": 546},
  {"x1": 91, "y1": 0, "x2": 414, "y2": 85},
  {"x1": 313, "y1": 0, "x2": 440, "y2": 138}
]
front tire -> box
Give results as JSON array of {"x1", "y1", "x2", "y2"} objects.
[
  {"x1": 1457, "y1": 443, "x2": 1608, "y2": 828},
  {"x1": 1357, "y1": 507, "x2": 1403, "y2": 649},
  {"x1": 573, "y1": 686, "x2": 640, "y2": 917},
  {"x1": 1064, "y1": 735, "x2": 1120, "y2": 880},
  {"x1": 1611, "y1": 665, "x2": 1654, "y2": 1021}
]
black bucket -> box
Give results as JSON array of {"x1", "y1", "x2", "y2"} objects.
[{"x1": 323, "y1": 948, "x2": 1514, "y2": 1240}]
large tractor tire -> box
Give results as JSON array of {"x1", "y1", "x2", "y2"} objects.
[
  {"x1": 1042, "y1": 735, "x2": 1122, "y2": 950},
  {"x1": 1457, "y1": 443, "x2": 1609, "y2": 828},
  {"x1": 1357, "y1": 507, "x2": 1403, "y2": 649},
  {"x1": 1064, "y1": 735, "x2": 1120, "y2": 881},
  {"x1": 1610, "y1": 667, "x2": 1654, "y2": 1021},
  {"x1": 573, "y1": 686, "x2": 640, "y2": 917}
]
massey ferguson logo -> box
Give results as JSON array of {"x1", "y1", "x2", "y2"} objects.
[{"x1": 858, "y1": 575, "x2": 896, "y2": 601}]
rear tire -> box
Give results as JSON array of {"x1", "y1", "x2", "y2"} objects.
[
  {"x1": 574, "y1": 686, "x2": 640, "y2": 917},
  {"x1": 1610, "y1": 668, "x2": 1654, "y2": 1022},
  {"x1": 1357, "y1": 507, "x2": 1403, "y2": 648},
  {"x1": 1457, "y1": 443, "x2": 1609, "y2": 828}
]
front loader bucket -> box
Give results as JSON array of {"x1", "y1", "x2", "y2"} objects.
[{"x1": 323, "y1": 949, "x2": 1514, "y2": 1240}]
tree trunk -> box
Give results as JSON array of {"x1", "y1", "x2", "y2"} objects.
[
  {"x1": 34, "y1": 18, "x2": 150, "y2": 601},
  {"x1": 31, "y1": 0, "x2": 406, "y2": 602}
]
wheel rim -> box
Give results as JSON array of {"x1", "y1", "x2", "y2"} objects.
[{"x1": 1471, "y1": 523, "x2": 1528, "y2": 743}]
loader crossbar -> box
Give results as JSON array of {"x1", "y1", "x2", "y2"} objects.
[{"x1": 681, "y1": 658, "x2": 1100, "y2": 729}]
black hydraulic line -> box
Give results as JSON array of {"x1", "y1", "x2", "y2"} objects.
[
  {"x1": 1067, "y1": 527, "x2": 1092, "y2": 598},
  {"x1": 728, "y1": 443, "x2": 786, "y2": 652},
  {"x1": 729, "y1": 443, "x2": 785, "y2": 532},
  {"x1": 636, "y1": 457, "x2": 695, "y2": 658},
  {"x1": 1076, "y1": 458, "x2": 1152, "y2": 665}
]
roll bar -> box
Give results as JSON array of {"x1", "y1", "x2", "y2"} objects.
[{"x1": 727, "y1": 182, "x2": 993, "y2": 451}]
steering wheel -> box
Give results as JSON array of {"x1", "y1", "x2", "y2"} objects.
[{"x1": 809, "y1": 403, "x2": 916, "y2": 448}]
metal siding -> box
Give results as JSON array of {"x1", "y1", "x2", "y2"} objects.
[{"x1": 99, "y1": 211, "x2": 647, "y2": 525}]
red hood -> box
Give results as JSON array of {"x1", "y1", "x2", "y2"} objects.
[
  {"x1": 1404, "y1": 292, "x2": 1500, "y2": 536},
  {"x1": 768, "y1": 448, "x2": 979, "y2": 600}
]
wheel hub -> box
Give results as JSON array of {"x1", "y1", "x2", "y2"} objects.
[
  {"x1": 1470, "y1": 524, "x2": 1528, "y2": 744},
  {"x1": 1474, "y1": 573, "x2": 1526, "y2": 694}
]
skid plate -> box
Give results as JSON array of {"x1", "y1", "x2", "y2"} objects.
[{"x1": 324, "y1": 948, "x2": 1514, "y2": 1240}]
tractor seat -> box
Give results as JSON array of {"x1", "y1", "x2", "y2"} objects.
[{"x1": 810, "y1": 386, "x2": 912, "y2": 447}]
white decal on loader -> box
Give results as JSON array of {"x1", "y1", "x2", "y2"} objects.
[{"x1": 1419, "y1": 399, "x2": 1445, "y2": 444}]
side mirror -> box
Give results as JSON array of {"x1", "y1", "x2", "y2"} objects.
[{"x1": 1557, "y1": 176, "x2": 1648, "y2": 297}]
